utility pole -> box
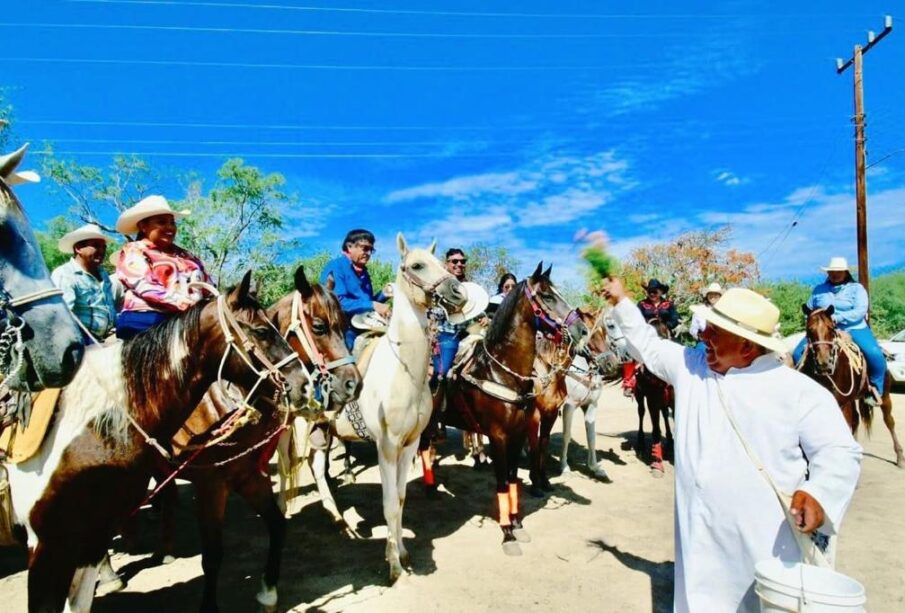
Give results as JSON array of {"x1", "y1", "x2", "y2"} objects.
[{"x1": 835, "y1": 15, "x2": 893, "y2": 296}]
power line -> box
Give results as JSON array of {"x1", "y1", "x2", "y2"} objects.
[
  {"x1": 30, "y1": 149, "x2": 529, "y2": 159},
  {"x1": 63, "y1": 1, "x2": 870, "y2": 21}
]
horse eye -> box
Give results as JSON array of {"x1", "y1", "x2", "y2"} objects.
[
  {"x1": 312, "y1": 320, "x2": 328, "y2": 336},
  {"x1": 411, "y1": 262, "x2": 425, "y2": 271},
  {"x1": 251, "y1": 327, "x2": 271, "y2": 339}
]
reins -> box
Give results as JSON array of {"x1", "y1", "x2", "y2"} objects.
[{"x1": 0, "y1": 283, "x2": 66, "y2": 393}]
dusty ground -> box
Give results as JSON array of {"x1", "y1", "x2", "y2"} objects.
[{"x1": 2, "y1": 388, "x2": 903, "y2": 612}]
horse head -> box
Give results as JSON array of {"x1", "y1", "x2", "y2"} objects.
[
  {"x1": 524, "y1": 262, "x2": 589, "y2": 350},
  {"x1": 209, "y1": 270, "x2": 312, "y2": 411},
  {"x1": 578, "y1": 307, "x2": 619, "y2": 373},
  {"x1": 269, "y1": 265, "x2": 362, "y2": 408},
  {"x1": 648, "y1": 317, "x2": 672, "y2": 340},
  {"x1": 395, "y1": 233, "x2": 467, "y2": 312},
  {"x1": 802, "y1": 303, "x2": 838, "y2": 374},
  {"x1": 0, "y1": 144, "x2": 84, "y2": 390}
]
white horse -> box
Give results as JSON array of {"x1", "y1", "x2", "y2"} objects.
[
  {"x1": 281, "y1": 234, "x2": 465, "y2": 583},
  {"x1": 560, "y1": 311, "x2": 625, "y2": 481}
]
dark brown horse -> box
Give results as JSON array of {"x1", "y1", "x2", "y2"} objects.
[
  {"x1": 6, "y1": 271, "x2": 312, "y2": 612},
  {"x1": 440, "y1": 263, "x2": 588, "y2": 554},
  {"x1": 150, "y1": 266, "x2": 361, "y2": 611},
  {"x1": 800, "y1": 305, "x2": 905, "y2": 468},
  {"x1": 634, "y1": 318, "x2": 674, "y2": 477}
]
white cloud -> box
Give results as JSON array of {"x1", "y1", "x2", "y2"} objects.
[{"x1": 713, "y1": 169, "x2": 748, "y2": 187}]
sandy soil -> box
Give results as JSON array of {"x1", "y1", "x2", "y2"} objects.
[{"x1": 2, "y1": 388, "x2": 903, "y2": 612}]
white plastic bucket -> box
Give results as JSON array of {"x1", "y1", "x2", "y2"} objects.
[{"x1": 755, "y1": 560, "x2": 866, "y2": 612}]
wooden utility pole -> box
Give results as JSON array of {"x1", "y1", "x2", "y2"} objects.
[{"x1": 836, "y1": 15, "x2": 893, "y2": 296}]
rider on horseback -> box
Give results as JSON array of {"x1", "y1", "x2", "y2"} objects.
[
  {"x1": 622, "y1": 278, "x2": 679, "y2": 396},
  {"x1": 792, "y1": 256, "x2": 887, "y2": 407}
]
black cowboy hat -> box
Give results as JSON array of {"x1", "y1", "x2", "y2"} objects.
[{"x1": 642, "y1": 278, "x2": 670, "y2": 294}]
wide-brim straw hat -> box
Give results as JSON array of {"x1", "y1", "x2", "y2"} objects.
[
  {"x1": 351, "y1": 311, "x2": 388, "y2": 332},
  {"x1": 115, "y1": 195, "x2": 190, "y2": 235},
  {"x1": 703, "y1": 282, "x2": 724, "y2": 296},
  {"x1": 58, "y1": 223, "x2": 113, "y2": 254},
  {"x1": 820, "y1": 256, "x2": 852, "y2": 272},
  {"x1": 447, "y1": 282, "x2": 490, "y2": 325},
  {"x1": 6, "y1": 170, "x2": 40, "y2": 186},
  {"x1": 690, "y1": 287, "x2": 787, "y2": 354}
]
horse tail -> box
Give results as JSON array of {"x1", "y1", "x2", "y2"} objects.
[{"x1": 858, "y1": 366, "x2": 873, "y2": 436}]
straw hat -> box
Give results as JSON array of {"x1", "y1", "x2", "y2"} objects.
[
  {"x1": 820, "y1": 256, "x2": 852, "y2": 272},
  {"x1": 447, "y1": 282, "x2": 490, "y2": 325},
  {"x1": 690, "y1": 288, "x2": 787, "y2": 354},
  {"x1": 57, "y1": 223, "x2": 113, "y2": 254},
  {"x1": 351, "y1": 311, "x2": 388, "y2": 332},
  {"x1": 703, "y1": 282, "x2": 724, "y2": 296},
  {"x1": 6, "y1": 170, "x2": 40, "y2": 186},
  {"x1": 115, "y1": 195, "x2": 190, "y2": 235}
]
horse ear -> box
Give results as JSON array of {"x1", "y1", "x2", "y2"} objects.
[
  {"x1": 0, "y1": 143, "x2": 29, "y2": 182},
  {"x1": 543, "y1": 264, "x2": 553, "y2": 280},
  {"x1": 428, "y1": 239, "x2": 437, "y2": 255},
  {"x1": 801, "y1": 304, "x2": 811, "y2": 316},
  {"x1": 232, "y1": 270, "x2": 255, "y2": 307},
  {"x1": 531, "y1": 261, "x2": 544, "y2": 282},
  {"x1": 396, "y1": 232, "x2": 408, "y2": 256},
  {"x1": 324, "y1": 272, "x2": 336, "y2": 292},
  {"x1": 825, "y1": 305, "x2": 835, "y2": 317},
  {"x1": 294, "y1": 265, "x2": 314, "y2": 300}
]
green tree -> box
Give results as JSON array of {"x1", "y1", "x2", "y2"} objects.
[
  {"x1": 34, "y1": 215, "x2": 122, "y2": 274},
  {"x1": 755, "y1": 280, "x2": 811, "y2": 336},
  {"x1": 458, "y1": 242, "x2": 520, "y2": 291},
  {"x1": 871, "y1": 272, "x2": 905, "y2": 338},
  {"x1": 0, "y1": 88, "x2": 12, "y2": 149}
]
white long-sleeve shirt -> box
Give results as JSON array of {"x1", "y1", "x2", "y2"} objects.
[
  {"x1": 689, "y1": 310, "x2": 707, "y2": 340},
  {"x1": 611, "y1": 298, "x2": 862, "y2": 612}
]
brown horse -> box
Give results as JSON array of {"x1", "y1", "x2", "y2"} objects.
[
  {"x1": 800, "y1": 305, "x2": 905, "y2": 468},
  {"x1": 6, "y1": 271, "x2": 312, "y2": 612},
  {"x1": 150, "y1": 266, "x2": 361, "y2": 611},
  {"x1": 440, "y1": 264, "x2": 588, "y2": 554},
  {"x1": 634, "y1": 318, "x2": 674, "y2": 477}
]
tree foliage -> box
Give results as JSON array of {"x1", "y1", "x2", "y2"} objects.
[
  {"x1": 0, "y1": 88, "x2": 12, "y2": 149},
  {"x1": 754, "y1": 280, "x2": 811, "y2": 336},
  {"x1": 456, "y1": 242, "x2": 521, "y2": 291}
]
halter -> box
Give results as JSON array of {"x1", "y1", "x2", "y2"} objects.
[
  {"x1": 0, "y1": 282, "x2": 66, "y2": 391},
  {"x1": 283, "y1": 290, "x2": 356, "y2": 409},
  {"x1": 523, "y1": 281, "x2": 580, "y2": 344},
  {"x1": 399, "y1": 261, "x2": 455, "y2": 296}
]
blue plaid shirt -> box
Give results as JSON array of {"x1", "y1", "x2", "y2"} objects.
[{"x1": 51, "y1": 259, "x2": 119, "y2": 340}]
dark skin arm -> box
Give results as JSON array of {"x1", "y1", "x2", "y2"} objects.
[{"x1": 790, "y1": 490, "x2": 826, "y2": 534}]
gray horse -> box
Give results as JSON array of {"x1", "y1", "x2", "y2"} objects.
[{"x1": 1, "y1": 144, "x2": 83, "y2": 392}]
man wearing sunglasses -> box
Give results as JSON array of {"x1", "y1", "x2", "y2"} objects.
[{"x1": 321, "y1": 228, "x2": 391, "y2": 349}]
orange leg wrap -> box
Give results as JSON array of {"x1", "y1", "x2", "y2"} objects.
[
  {"x1": 420, "y1": 450, "x2": 435, "y2": 486},
  {"x1": 508, "y1": 482, "x2": 519, "y2": 517},
  {"x1": 497, "y1": 493, "x2": 511, "y2": 526}
]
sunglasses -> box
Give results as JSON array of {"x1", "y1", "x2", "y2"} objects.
[
  {"x1": 355, "y1": 243, "x2": 376, "y2": 253},
  {"x1": 448, "y1": 258, "x2": 467, "y2": 265}
]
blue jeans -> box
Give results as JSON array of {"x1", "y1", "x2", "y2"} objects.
[
  {"x1": 432, "y1": 331, "x2": 460, "y2": 385},
  {"x1": 793, "y1": 327, "x2": 887, "y2": 392},
  {"x1": 116, "y1": 310, "x2": 168, "y2": 340}
]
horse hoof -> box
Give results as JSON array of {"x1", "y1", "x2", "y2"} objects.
[
  {"x1": 529, "y1": 484, "x2": 546, "y2": 498},
  {"x1": 560, "y1": 465, "x2": 572, "y2": 476},
  {"x1": 897, "y1": 457, "x2": 905, "y2": 470},
  {"x1": 502, "y1": 540, "x2": 523, "y2": 556},
  {"x1": 96, "y1": 575, "x2": 126, "y2": 595},
  {"x1": 154, "y1": 553, "x2": 176, "y2": 565},
  {"x1": 650, "y1": 463, "x2": 664, "y2": 478},
  {"x1": 512, "y1": 526, "x2": 532, "y2": 543},
  {"x1": 255, "y1": 580, "x2": 278, "y2": 609},
  {"x1": 592, "y1": 468, "x2": 613, "y2": 483},
  {"x1": 388, "y1": 564, "x2": 405, "y2": 585},
  {"x1": 400, "y1": 551, "x2": 412, "y2": 569}
]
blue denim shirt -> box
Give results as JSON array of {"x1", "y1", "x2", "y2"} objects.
[
  {"x1": 51, "y1": 258, "x2": 120, "y2": 339},
  {"x1": 806, "y1": 281, "x2": 868, "y2": 331},
  {"x1": 320, "y1": 255, "x2": 386, "y2": 316}
]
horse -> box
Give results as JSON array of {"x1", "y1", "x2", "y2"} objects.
[
  {"x1": 5, "y1": 271, "x2": 312, "y2": 612},
  {"x1": 800, "y1": 305, "x2": 905, "y2": 468},
  {"x1": 440, "y1": 263, "x2": 589, "y2": 555},
  {"x1": 149, "y1": 266, "x2": 361, "y2": 611},
  {"x1": 634, "y1": 317, "x2": 675, "y2": 477},
  {"x1": 0, "y1": 144, "x2": 83, "y2": 393},
  {"x1": 559, "y1": 308, "x2": 621, "y2": 481}
]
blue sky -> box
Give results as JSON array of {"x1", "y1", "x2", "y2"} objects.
[{"x1": 3, "y1": 0, "x2": 904, "y2": 285}]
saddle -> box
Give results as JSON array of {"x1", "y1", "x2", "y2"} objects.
[
  {"x1": 0, "y1": 387, "x2": 63, "y2": 464},
  {"x1": 836, "y1": 332, "x2": 866, "y2": 374},
  {"x1": 352, "y1": 331, "x2": 383, "y2": 379}
]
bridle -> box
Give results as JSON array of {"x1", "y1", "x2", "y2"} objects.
[
  {"x1": 802, "y1": 309, "x2": 839, "y2": 374},
  {"x1": 523, "y1": 280, "x2": 581, "y2": 344},
  {"x1": 399, "y1": 258, "x2": 456, "y2": 301},
  {"x1": 0, "y1": 281, "x2": 66, "y2": 391},
  {"x1": 283, "y1": 290, "x2": 356, "y2": 409}
]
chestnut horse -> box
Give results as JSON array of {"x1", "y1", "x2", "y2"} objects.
[
  {"x1": 0, "y1": 144, "x2": 83, "y2": 393},
  {"x1": 6, "y1": 272, "x2": 311, "y2": 612},
  {"x1": 800, "y1": 305, "x2": 905, "y2": 468},
  {"x1": 634, "y1": 318, "x2": 674, "y2": 477},
  {"x1": 151, "y1": 266, "x2": 361, "y2": 611},
  {"x1": 440, "y1": 264, "x2": 588, "y2": 554}
]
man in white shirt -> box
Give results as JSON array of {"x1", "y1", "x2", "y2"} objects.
[{"x1": 600, "y1": 278, "x2": 862, "y2": 612}]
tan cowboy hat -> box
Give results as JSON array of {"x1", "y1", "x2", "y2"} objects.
[
  {"x1": 6, "y1": 170, "x2": 40, "y2": 186},
  {"x1": 447, "y1": 282, "x2": 490, "y2": 325},
  {"x1": 690, "y1": 287, "x2": 787, "y2": 354},
  {"x1": 820, "y1": 256, "x2": 852, "y2": 272},
  {"x1": 115, "y1": 195, "x2": 190, "y2": 235},
  {"x1": 57, "y1": 223, "x2": 113, "y2": 253},
  {"x1": 351, "y1": 311, "x2": 388, "y2": 331},
  {"x1": 703, "y1": 282, "x2": 723, "y2": 296}
]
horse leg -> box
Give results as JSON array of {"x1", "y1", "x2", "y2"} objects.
[
  {"x1": 309, "y1": 446, "x2": 345, "y2": 526},
  {"x1": 27, "y1": 543, "x2": 74, "y2": 613},
  {"x1": 650, "y1": 398, "x2": 665, "y2": 478},
  {"x1": 67, "y1": 562, "x2": 100, "y2": 612},
  {"x1": 584, "y1": 402, "x2": 611, "y2": 482},
  {"x1": 394, "y1": 442, "x2": 419, "y2": 570},
  {"x1": 489, "y1": 433, "x2": 520, "y2": 556},
  {"x1": 95, "y1": 551, "x2": 125, "y2": 594},
  {"x1": 880, "y1": 386, "x2": 905, "y2": 468},
  {"x1": 233, "y1": 471, "x2": 286, "y2": 611},
  {"x1": 635, "y1": 391, "x2": 646, "y2": 456},
  {"x1": 527, "y1": 408, "x2": 545, "y2": 498},
  {"x1": 342, "y1": 441, "x2": 356, "y2": 485},
  {"x1": 560, "y1": 401, "x2": 575, "y2": 475},
  {"x1": 507, "y1": 435, "x2": 531, "y2": 544},
  {"x1": 377, "y1": 443, "x2": 404, "y2": 584},
  {"x1": 194, "y1": 478, "x2": 229, "y2": 613},
  {"x1": 537, "y1": 410, "x2": 557, "y2": 491},
  {"x1": 155, "y1": 480, "x2": 178, "y2": 564}
]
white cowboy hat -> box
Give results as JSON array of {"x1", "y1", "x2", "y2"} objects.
[
  {"x1": 351, "y1": 311, "x2": 388, "y2": 331},
  {"x1": 820, "y1": 256, "x2": 853, "y2": 272},
  {"x1": 447, "y1": 282, "x2": 490, "y2": 325},
  {"x1": 703, "y1": 282, "x2": 723, "y2": 296},
  {"x1": 6, "y1": 170, "x2": 40, "y2": 186},
  {"x1": 57, "y1": 223, "x2": 113, "y2": 254},
  {"x1": 690, "y1": 287, "x2": 787, "y2": 354},
  {"x1": 115, "y1": 195, "x2": 190, "y2": 235}
]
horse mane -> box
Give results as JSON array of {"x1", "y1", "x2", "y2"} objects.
[
  {"x1": 486, "y1": 279, "x2": 527, "y2": 346},
  {"x1": 121, "y1": 299, "x2": 209, "y2": 417},
  {"x1": 0, "y1": 178, "x2": 25, "y2": 217}
]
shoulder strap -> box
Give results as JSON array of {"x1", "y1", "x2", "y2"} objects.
[{"x1": 713, "y1": 379, "x2": 831, "y2": 568}]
